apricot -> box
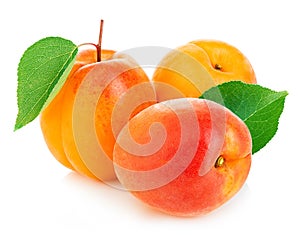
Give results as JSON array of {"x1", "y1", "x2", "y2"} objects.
[
  {"x1": 41, "y1": 46, "x2": 156, "y2": 181},
  {"x1": 113, "y1": 98, "x2": 252, "y2": 216},
  {"x1": 40, "y1": 47, "x2": 112, "y2": 170},
  {"x1": 152, "y1": 40, "x2": 256, "y2": 101}
]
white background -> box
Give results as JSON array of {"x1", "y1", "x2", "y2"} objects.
[{"x1": 1, "y1": 0, "x2": 299, "y2": 234}]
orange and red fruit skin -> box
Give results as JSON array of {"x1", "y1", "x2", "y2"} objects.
[{"x1": 113, "y1": 98, "x2": 252, "y2": 216}]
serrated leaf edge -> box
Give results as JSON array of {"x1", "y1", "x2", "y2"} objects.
[
  {"x1": 199, "y1": 81, "x2": 289, "y2": 154},
  {"x1": 243, "y1": 90, "x2": 288, "y2": 123},
  {"x1": 14, "y1": 37, "x2": 78, "y2": 131}
]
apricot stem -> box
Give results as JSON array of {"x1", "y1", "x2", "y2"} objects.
[
  {"x1": 96, "y1": 19, "x2": 104, "y2": 62},
  {"x1": 215, "y1": 156, "x2": 225, "y2": 168}
]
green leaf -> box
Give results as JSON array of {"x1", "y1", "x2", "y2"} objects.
[
  {"x1": 200, "y1": 81, "x2": 288, "y2": 154},
  {"x1": 15, "y1": 37, "x2": 78, "y2": 131}
]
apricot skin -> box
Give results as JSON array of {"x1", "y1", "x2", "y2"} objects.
[
  {"x1": 113, "y1": 98, "x2": 252, "y2": 216},
  {"x1": 40, "y1": 47, "x2": 156, "y2": 181},
  {"x1": 61, "y1": 54, "x2": 156, "y2": 181},
  {"x1": 40, "y1": 48, "x2": 107, "y2": 170},
  {"x1": 152, "y1": 40, "x2": 257, "y2": 100}
]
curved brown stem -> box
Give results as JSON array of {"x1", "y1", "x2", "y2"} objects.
[{"x1": 96, "y1": 19, "x2": 104, "y2": 62}]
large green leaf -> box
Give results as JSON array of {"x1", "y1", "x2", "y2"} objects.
[
  {"x1": 15, "y1": 37, "x2": 78, "y2": 130},
  {"x1": 200, "y1": 81, "x2": 288, "y2": 153}
]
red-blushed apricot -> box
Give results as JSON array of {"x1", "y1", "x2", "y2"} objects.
[
  {"x1": 40, "y1": 47, "x2": 109, "y2": 171},
  {"x1": 61, "y1": 51, "x2": 156, "y2": 181},
  {"x1": 40, "y1": 46, "x2": 156, "y2": 181},
  {"x1": 113, "y1": 98, "x2": 252, "y2": 216}
]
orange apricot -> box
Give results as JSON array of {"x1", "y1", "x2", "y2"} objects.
[
  {"x1": 41, "y1": 45, "x2": 156, "y2": 181},
  {"x1": 40, "y1": 47, "x2": 107, "y2": 170},
  {"x1": 153, "y1": 40, "x2": 256, "y2": 101},
  {"x1": 61, "y1": 51, "x2": 156, "y2": 181}
]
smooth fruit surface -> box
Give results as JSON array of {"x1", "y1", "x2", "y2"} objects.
[
  {"x1": 113, "y1": 98, "x2": 252, "y2": 216},
  {"x1": 152, "y1": 40, "x2": 256, "y2": 101},
  {"x1": 40, "y1": 47, "x2": 113, "y2": 171},
  {"x1": 41, "y1": 47, "x2": 156, "y2": 181}
]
